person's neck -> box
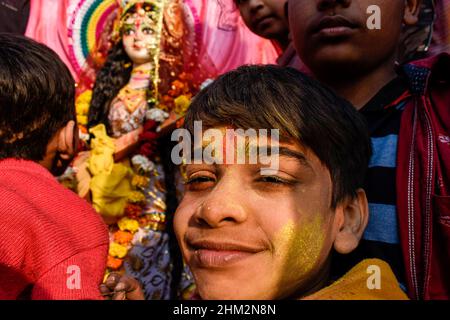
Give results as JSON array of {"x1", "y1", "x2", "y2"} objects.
[
  {"x1": 39, "y1": 150, "x2": 58, "y2": 176},
  {"x1": 318, "y1": 60, "x2": 398, "y2": 110},
  {"x1": 290, "y1": 257, "x2": 332, "y2": 300},
  {"x1": 129, "y1": 62, "x2": 152, "y2": 90},
  {"x1": 274, "y1": 35, "x2": 290, "y2": 52}
]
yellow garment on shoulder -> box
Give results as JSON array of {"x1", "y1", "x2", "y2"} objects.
[
  {"x1": 88, "y1": 124, "x2": 133, "y2": 218},
  {"x1": 303, "y1": 259, "x2": 409, "y2": 300}
]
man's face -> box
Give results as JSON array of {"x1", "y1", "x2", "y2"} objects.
[
  {"x1": 174, "y1": 135, "x2": 339, "y2": 299},
  {"x1": 288, "y1": 0, "x2": 406, "y2": 77},
  {"x1": 236, "y1": 0, "x2": 289, "y2": 40}
]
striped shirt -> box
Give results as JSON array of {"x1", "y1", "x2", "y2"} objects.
[{"x1": 332, "y1": 77, "x2": 409, "y2": 288}]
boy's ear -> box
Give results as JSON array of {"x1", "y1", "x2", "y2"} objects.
[
  {"x1": 57, "y1": 120, "x2": 78, "y2": 160},
  {"x1": 404, "y1": 0, "x2": 422, "y2": 26},
  {"x1": 333, "y1": 189, "x2": 369, "y2": 254}
]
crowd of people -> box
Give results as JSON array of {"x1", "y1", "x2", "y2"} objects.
[{"x1": 0, "y1": 0, "x2": 449, "y2": 300}]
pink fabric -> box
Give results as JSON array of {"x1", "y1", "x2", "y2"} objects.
[
  {"x1": 24, "y1": 0, "x2": 277, "y2": 82},
  {"x1": 25, "y1": 0, "x2": 76, "y2": 79},
  {"x1": 189, "y1": 0, "x2": 278, "y2": 78}
]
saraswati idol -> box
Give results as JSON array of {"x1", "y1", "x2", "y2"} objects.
[{"x1": 69, "y1": 0, "x2": 201, "y2": 300}]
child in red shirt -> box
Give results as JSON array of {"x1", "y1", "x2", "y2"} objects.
[{"x1": 0, "y1": 33, "x2": 109, "y2": 300}]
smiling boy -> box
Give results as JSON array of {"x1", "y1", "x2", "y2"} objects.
[
  {"x1": 101, "y1": 65, "x2": 409, "y2": 300},
  {"x1": 289, "y1": 0, "x2": 450, "y2": 299},
  {"x1": 173, "y1": 65, "x2": 407, "y2": 300}
]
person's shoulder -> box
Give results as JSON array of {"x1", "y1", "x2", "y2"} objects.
[
  {"x1": 408, "y1": 52, "x2": 450, "y2": 71},
  {"x1": 0, "y1": 159, "x2": 108, "y2": 245},
  {"x1": 404, "y1": 53, "x2": 450, "y2": 91},
  {"x1": 0, "y1": 180, "x2": 37, "y2": 224},
  {"x1": 303, "y1": 259, "x2": 409, "y2": 300}
]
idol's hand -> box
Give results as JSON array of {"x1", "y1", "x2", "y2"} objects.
[{"x1": 100, "y1": 272, "x2": 145, "y2": 300}]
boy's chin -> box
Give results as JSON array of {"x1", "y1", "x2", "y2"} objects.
[
  {"x1": 307, "y1": 50, "x2": 366, "y2": 76},
  {"x1": 195, "y1": 276, "x2": 275, "y2": 300},
  {"x1": 197, "y1": 286, "x2": 270, "y2": 300}
]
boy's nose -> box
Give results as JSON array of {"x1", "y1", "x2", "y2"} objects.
[
  {"x1": 194, "y1": 186, "x2": 248, "y2": 228},
  {"x1": 317, "y1": 0, "x2": 351, "y2": 11},
  {"x1": 248, "y1": 0, "x2": 265, "y2": 12}
]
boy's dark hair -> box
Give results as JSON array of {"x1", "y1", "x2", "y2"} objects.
[
  {"x1": 0, "y1": 33, "x2": 75, "y2": 161},
  {"x1": 184, "y1": 65, "x2": 372, "y2": 208}
]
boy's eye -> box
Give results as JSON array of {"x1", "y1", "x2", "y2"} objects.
[
  {"x1": 258, "y1": 176, "x2": 288, "y2": 184},
  {"x1": 256, "y1": 175, "x2": 298, "y2": 189},
  {"x1": 185, "y1": 175, "x2": 216, "y2": 192}
]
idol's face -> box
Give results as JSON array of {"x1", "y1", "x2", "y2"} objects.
[
  {"x1": 236, "y1": 0, "x2": 289, "y2": 40},
  {"x1": 122, "y1": 11, "x2": 158, "y2": 65},
  {"x1": 174, "y1": 135, "x2": 341, "y2": 300}
]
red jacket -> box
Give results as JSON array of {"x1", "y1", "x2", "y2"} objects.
[
  {"x1": 397, "y1": 53, "x2": 450, "y2": 299},
  {"x1": 0, "y1": 159, "x2": 109, "y2": 299}
]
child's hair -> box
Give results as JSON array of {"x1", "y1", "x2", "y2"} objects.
[
  {"x1": 0, "y1": 33, "x2": 75, "y2": 161},
  {"x1": 184, "y1": 65, "x2": 372, "y2": 208}
]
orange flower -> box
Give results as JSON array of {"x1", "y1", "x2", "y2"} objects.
[
  {"x1": 107, "y1": 256, "x2": 123, "y2": 270},
  {"x1": 179, "y1": 72, "x2": 191, "y2": 81},
  {"x1": 168, "y1": 80, "x2": 186, "y2": 97},
  {"x1": 114, "y1": 230, "x2": 134, "y2": 245},
  {"x1": 162, "y1": 95, "x2": 173, "y2": 105},
  {"x1": 173, "y1": 80, "x2": 185, "y2": 89},
  {"x1": 79, "y1": 125, "x2": 88, "y2": 134}
]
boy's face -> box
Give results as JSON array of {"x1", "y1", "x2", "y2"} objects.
[
  {"x1": 288, "y1": 0, "x2": 407, "y2": 76},
  {"x1": 236, "y1": 0, "x2": 289, "y2": 40},
  {"x1": 174, "y1": 135, "x2": 342, "y2": 299}
]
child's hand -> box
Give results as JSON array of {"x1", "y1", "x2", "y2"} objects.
[{"x1": 100, "y1": 272, "x2": 145, "y2": 300}]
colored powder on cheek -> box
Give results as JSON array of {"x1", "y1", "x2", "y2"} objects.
[{"x1": 274, "y1": 215, "x2": 326, "y2": 293}]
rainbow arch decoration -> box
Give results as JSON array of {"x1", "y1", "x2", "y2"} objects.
[{"x1": 68, "y1": 0, "x2": 119, "y2": 76}]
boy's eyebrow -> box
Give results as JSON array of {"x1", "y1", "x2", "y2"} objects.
[
  {"x1": 260, "y1": 146, "x2": 313, "y2": 170},
  {"x1": 189, "y1": 145, "x2": 312, "y2": 168}
]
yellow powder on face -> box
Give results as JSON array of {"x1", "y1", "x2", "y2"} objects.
[{"x1": 273, "y1": 215, "x2": 327, "y2": 296}]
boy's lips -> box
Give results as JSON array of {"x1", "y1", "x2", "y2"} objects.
[
  {"x1": 311, "y1": 15, "x2": 359, "y2": 38},
  {"x1": 187, "y1": 239, "x2": 266, "y2": 268}
]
